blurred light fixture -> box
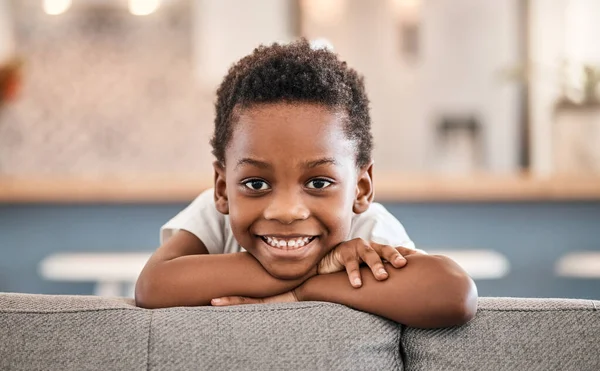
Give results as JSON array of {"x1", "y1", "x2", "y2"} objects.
[
  {"x1": 391, "y1": 0, "x2": 421, "y2": 59},
  {"x1": 43, "y1": 0, "x2": 72, "y2": 15},
  {"x1": 128, "y1": 0, "x2": 161, "y2": 16},
  {"x1": 391, "y1": 0, "x2": 420, "y2": 26},
  {"x1": 302, "y1": 0, "x2": 345, "y2": 26}
]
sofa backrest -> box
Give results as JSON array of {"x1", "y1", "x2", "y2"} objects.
[
  {"x1": 403, "y1": 297, "x2": 600, "y2": 370},
  {"x1": 1, "y1": 294, "x2": 599, "y2": 370},
  {"x1": 0, "y1": 293, "x2": 401, "y2": 370}
]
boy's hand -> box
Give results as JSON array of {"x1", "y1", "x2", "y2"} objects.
[
  {"x1": 211, "y1": 291, "x2": 298, "y2": 306},
  {"x1": 318, "y1": 239, "x2": 421, "y2": 288}
]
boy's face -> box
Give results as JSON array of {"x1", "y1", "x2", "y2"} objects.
[{"x1": 214, "y1": 102, "x2": 373, "y2": 280}]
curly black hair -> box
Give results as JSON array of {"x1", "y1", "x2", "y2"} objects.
[{"x1": 210, "y1": 39, "x2": 373, "y2": 168}]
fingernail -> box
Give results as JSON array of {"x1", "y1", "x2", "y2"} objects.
[
  {"x1": 379, "y1": 268, "x2": 387, "y2": 275},
  {"x1": 353, "y1": 278, "x2": 362, "y2": 286},
  {"x1": 211, "y1": 298, "x2": 221, "y2": 304},
  {"x1": 395, "y1": 256, "x2": 405, "y2": 263}
]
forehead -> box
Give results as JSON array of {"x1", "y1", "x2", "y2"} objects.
[{"x1": 226, "y1": 103, "x2": 355, "y2": 167}]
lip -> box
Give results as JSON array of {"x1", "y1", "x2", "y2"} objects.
[{"x1": 257, "y1": 235, "x2": 317, "y2": 259}]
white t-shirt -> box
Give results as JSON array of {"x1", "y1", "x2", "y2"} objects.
[{"x1": 161, "y1": 188, "x2": 416, "y2": 254}]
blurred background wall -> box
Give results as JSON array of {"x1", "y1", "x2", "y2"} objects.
[
  {"x1": 0, "y1": 0, "x2": 526, "y2": 175},
  {"x1": 302, "y1": 0, "x2": 522, "y2": 173},
  {"x1": 0, "y1": 0, "x2": 599, "y2": 299}
]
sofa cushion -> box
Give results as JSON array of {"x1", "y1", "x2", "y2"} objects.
[
  {"x1": 0, "y1": 293, "x2": 149, "y2": 371},
  {"x1": 4, "y1": 294, "x2": 599, "y2": 371},
  {"x1": 402, "y1": 297, "x2": 600, "y2": 371},
  {"x1": 148, "y1": 301, "x2": 402, "y2": 371},
  {"x1": 0, "y1": 294, "x2": 402, "y2": 371}
]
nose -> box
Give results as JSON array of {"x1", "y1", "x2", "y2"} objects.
[{"x1": 263, "y1": 190, "x2": 310, "y2": 224}]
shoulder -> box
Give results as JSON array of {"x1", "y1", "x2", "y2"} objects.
[
  {"x1": 188, "y1": 188, "x2": 217, "y2": 209},
  {"x1": 160, "y1": 189, "x2": 225, "y2": 248},
  {"x1": 350, "y1": 202, "x2": 416, "y2": 249},
  {"x1": 352, "y1": 202, "x2": 399, "y2": 227},
  {"x1": 170, "y1": 188, "x2": 222, "y2": 225}
]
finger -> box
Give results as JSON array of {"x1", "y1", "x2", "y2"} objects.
[
  {"x1": 357, "y1": 242, "x2": 389, "y2": 281},
  {"x1": 371, "y1": 242, "x2": 423, "y2": 263},
  {"x1": 342, "y1": 258, "x2": 363, "y2": 288},
  {"x1": 370, "y1": 242, "x2": 407, "y2": 268},
  {"x1": 211, "y1": 296, "x2": 261, "y2": 306},
  {"x1": 394, "y1": 245, "x2": 422, "y2": 256},
  {"x1": 317, "y1": 248, "x2": 344, "y2": 275}
]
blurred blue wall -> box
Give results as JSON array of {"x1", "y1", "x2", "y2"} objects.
[{"x1": 1, "y1": 202, "x2": 599, "y2": 299}]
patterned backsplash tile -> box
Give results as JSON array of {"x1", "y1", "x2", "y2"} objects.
[{"x1": 0, "y1": 0, "x2": 215, "y2": 177}]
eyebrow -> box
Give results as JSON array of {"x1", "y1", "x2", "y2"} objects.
[
  {"x1": 303, "y1": 158, "x2": 337, "y2": 169},
  {"x1": 235, "y1": 157, "x2": 337, "y2": 170},
  {"x1": 235, "y1": 158, "x2": 272, "y2": 170}
]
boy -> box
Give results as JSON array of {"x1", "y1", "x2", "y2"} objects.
[{"x1": 135, "y1": 40, "x2": 477, "y2": 328}]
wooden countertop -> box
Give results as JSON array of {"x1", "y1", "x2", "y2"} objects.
[{"x1": 0, "y1": 173, "x2": 599, "y2": 203}]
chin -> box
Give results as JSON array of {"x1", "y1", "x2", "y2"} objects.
[{"x1": 265, "y1": 263, "x2": 312, "y2": 280}]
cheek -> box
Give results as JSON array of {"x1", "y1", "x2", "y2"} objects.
[
  {"x1": 227, "y1": 194, "x2": 262, "y2": 242},
  {"x1": 329, "y1": 211, "x2": 353, "y2": 241},
  {"x1": 312, "y1": 193, "x2": 354, "y2": 243}
]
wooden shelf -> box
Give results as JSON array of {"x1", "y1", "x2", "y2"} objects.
[
  {"x1": 0, "y1": 175, "x2": 213, "y2": 204},
  {"x1": 1, "y1": 173, "x2": 600, "y2": 203},
  {"x1": 373, "y1": 174, "x2": 600, "y2": 202}
]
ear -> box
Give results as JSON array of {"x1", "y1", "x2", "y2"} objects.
[
  {"x1": 213, "y1": 161, "x2": 229, "y2": 215},
  {"x1": 353, "y1": 161, "x2": 374, "y2": 214}
]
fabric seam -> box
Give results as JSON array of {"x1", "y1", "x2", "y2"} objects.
[
  {"x1": 146, "y1": 310, "x2": 153, "y2": 371},
  {"x1": 0, "y1": 307, "x2": 141, "y2": 314},
  {"x1": 149, "y1": 303, "x2": 336, "y2": 313},
  {"x1": 397, "y1": 323, "x2": 406, "y2": 371},
  {"x1": 0, "y1": 302, "x2": 333, "y2": 314},
  {"x1": 3, "y1": 302, "x2": 597, "y2": 314},
  {"x1": 477, "y1": 307, "x2": 598, "y2": 312}
]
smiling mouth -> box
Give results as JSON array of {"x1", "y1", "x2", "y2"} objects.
[{"x1": 258, "y1": 235, "x2": 317, "y2": 250}]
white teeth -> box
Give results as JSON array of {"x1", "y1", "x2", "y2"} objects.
[{"x1": 262, "y1": 236, "x2": 314, "y2": 249}]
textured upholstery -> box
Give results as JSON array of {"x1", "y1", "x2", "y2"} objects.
[
  {"x1": 148, "y1": 303, "x2": 400, "y2": 370},
  {"x1": 0, "y1": 294, "x2": 400, "y2": 371},
  {"x1": 0, "y1": 294, "x2": 148, "y2": 371},
  {"x1": 403, "y1": 298, "x2": 600, "y2": 371},
  {"x1": 1, "y1": 293, "x2": 599, "y2": 371}
]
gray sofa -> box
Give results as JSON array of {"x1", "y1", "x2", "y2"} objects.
[{"x1": 1, "y1": 293, "x2": 598, "y2": 370}]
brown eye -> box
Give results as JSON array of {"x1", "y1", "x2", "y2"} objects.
[
  {"x1": 243, "y1": 180, "x2": 270, "y2": 191},
  {"x1": 306, "y1": 179, "x2": 332, "y2": 189}
]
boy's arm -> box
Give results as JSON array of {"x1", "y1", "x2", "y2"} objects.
[
  {"x1": 295, "y1": 253, "x2": 478, "y2": 328},
  {"x1": 135, "y1": 230, "x2": 314, "y2": 309}
]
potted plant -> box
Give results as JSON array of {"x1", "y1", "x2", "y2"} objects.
[{"x1": 0, "y1": 57, "x2": 22, "y2": 107}]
